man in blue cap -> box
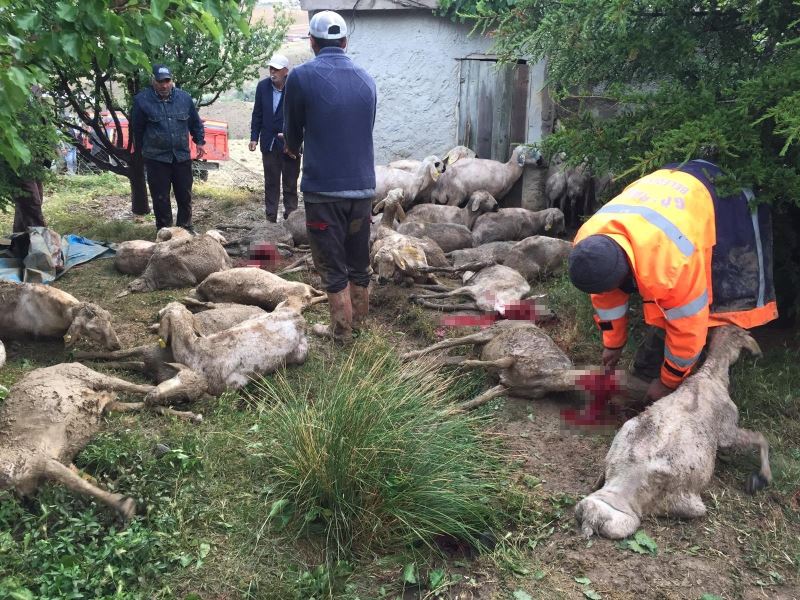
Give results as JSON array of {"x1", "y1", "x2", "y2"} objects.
[
  {"x1": 131, "y1": 64, "x2": 205, "y2": 233},
  {"x1": 283, "y1": 10, "x2": 377, "y2": 344}
]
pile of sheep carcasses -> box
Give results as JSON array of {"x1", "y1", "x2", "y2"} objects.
[
  {"x1": 0, "y1": 146, "x2": 772, "y2": 542},
  {"x1": 0, "y1": 222, "x2": 327, "y2": 521}
]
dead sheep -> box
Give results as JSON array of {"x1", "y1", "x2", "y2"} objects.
[
  {"x1": 157, "y1": 300, "x2": 309, "y2": 395},
  {"x1": 0, "y1": 363, "x2": 192, "y2": 521},
  {"x1": 503, "y1": 236, "x2": 573, "y2": 281},
  {"x1": 126, "y1": 232, "x2": 232, "y2": 294},
  {"x1": 471, "y1": 207, "x2": 565, "y2": 245},
  {"x1": 410, "y1": 264, "x2": 530, "y2": 313},
  {"x1": 396, "y1": 221, "x2": 473, "y2": 253},
  {"x1": 576, "y1": 326, "x2": 772, "y2": 539},
  {"x1": 430, "y1": 146, "x2": 543, "y2": 207},
  {"x1": 375, "y1": 156, "x2": 446, "y2": 209},
  {"x1": 188, "y1": 267, "x2": 325, "y2": 311},
  {"x1": 0, "y1": 281, "x2": 121, "y2": 351},
  {"x1": 447, "y1": 241, "x2": 515, "y2": 270},
  {"x1": 405, "y1": 190, "x2": 498, "y2": 230},
  {"x1": 403, "y1": 321, "x2": 647, "y2": 410}
]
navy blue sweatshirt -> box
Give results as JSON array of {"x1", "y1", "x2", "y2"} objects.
[{"x1": 283, "y1": 47, "x2": 377, "y2": 194}]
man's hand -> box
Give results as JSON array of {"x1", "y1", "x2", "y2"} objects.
[
  {"x1": 277, "y1": 133, "x2": 285, "y2": 140},
  {"x1": 248, "y1": 141, "x2": 257, "y2": 152},
  {"x1": 602, "y1": 347, "x2": 623, "y2": 368},
  {"x1": 196, "y1": 145, "x2": 206, "y2": 159},
  {"x1": 283, "y1": 146, "x2": 297, "y2": 160},
  {"x1": 645, "y1": 379, "x2": 673, "y2": 403}
]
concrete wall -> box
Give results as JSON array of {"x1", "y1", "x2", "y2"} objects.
[{"x1": 344, "y1": 11, "x2": 494, "y2": 164}]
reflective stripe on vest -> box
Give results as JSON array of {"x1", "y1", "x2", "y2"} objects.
[
  {"x1": 744, "y1": 187, "x2": 766, "y2": 308},
  {"x1": 664, "y1": 289, "x2": 709, "y2": 321},
  {"x1": 664, "y1": 346, "x2": 702, "y2": 368},
  {"x1": 597, "y1": 204, "x2": 696, "y2": 257},
  {"x1": 596, "y1": 303, "x2": 629, "y2": 321}
]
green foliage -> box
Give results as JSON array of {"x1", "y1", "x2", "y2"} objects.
[
  {"x1": 0, "y1": 429, "x2": 205, "y2": 599},
  {"x1": 0, "y1": 0, "x2": 245, "y2": 173},
  {"x1": 0, "y1": 98, "x2": 60, "y2": 211},
  {"x1": 468, "y1": 0, "x2": 800, "y2": 206},
  {"x1": 247, "y1": 340, "x2": 505, "y2": 556}
]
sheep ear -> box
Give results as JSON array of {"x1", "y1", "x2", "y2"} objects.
[
  {"x1": 396, "y1": 204, "x2": 407, "y2": 222},
  {"x1": 544, "y1": 213, "x2": 554, "y2": 231},
  {"x1": 373, "y1": 199, "x2": 385, "y2": 215},
  {"x1": 470, "y1": 196, "x2": 480, "y2": 212},
  {"x1": 430, "y1": 163, "x2": 441, "y2": 182}
]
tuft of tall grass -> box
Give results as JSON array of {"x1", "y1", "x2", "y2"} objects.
[{"x1": 247, "y1": 344, "x2": 505, "y2": 556}]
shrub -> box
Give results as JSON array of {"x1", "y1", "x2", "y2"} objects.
[{"x1": 247, "y1": 343, "x2": 504, "y2": 556}]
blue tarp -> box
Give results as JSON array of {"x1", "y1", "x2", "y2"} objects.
[{"x1": 0, "y1": 231, "x2": 114, "y2": 284}]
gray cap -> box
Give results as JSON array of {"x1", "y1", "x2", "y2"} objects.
[
  {"x1": 309, "y1": 10, "x2": 347, "y2": 40},
  {"x1": 568, "y1": 235, "x2": 630, "y2": 294}
]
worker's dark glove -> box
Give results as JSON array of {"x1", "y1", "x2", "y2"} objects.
[{"x1": 602, "y1": 346, "x2": 623, "y2": 368}]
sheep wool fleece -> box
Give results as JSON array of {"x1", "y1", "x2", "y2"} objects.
[{"x1": 574, "y1": 159, "x2": 777, "y2": 388}]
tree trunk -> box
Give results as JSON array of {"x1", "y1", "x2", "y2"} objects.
[{"x1": 129, "y1": 152, "x2": 150, "y2": 215}]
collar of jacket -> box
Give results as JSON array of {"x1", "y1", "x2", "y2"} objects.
[{"x1": 150, "y1": 86, "x2": 175, "y2": 102}]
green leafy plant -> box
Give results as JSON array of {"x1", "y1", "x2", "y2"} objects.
[
  {"x1": 618, "y1": 530, "x2": 659, "y2": 556},
  {"x1": 248, "y1": 342, "x2": 506, "y2": 556}
]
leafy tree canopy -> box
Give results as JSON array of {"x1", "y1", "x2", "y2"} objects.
[{"x1": 443, "y1": 0, "x2": 800, "y2": 208}]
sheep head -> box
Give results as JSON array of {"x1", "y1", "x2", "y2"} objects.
[
  {"x1": 204, "y1": 229, "x2": 228, "y2": 245},
  {"x1": 157, "y1": 302, "x2": 189, "y2": 347},
  {"x1": 468, "y1": 191, "x2": 498, "y2": 213},
  {"x1": 544, "y1": 208, "x2": 566, "y2": 235},
  {"x1": 443, "y1": 145, "x2": 475, "y2": 167},
  {"x1": 418, "y1": 155, "x2": 445, "y2": 186},
  {"x1": 64, "y1": 303, "x2": 122, "y2": 351}
]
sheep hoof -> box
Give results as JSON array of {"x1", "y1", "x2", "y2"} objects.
[
  {"x1": 745, "y1": 472, "x2": 769, "y2": 494},
  {"x1": 116, "y1": 496, "x2": 137, "y2": 521}
]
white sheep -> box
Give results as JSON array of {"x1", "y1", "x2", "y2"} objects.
[
  {"x1": 405, "y1": 190, "x2": 498, "y2": 230},
  {"x1": 157, "y1": 300, "x2": 309, "y2": 395},
  {"x1": 0, "y1": 363, "x2": 162, "y2": 520},
  {"x1": 126, "y1": 232, "x2": 232, "y2": 294},
  {"x1": 471, "y1": 207, "x2": 565, "y2": 246},
  {"x1": 503, "y1": 236, "x2": 573, "y2": 281},
  {"x1": 576, "y1": 326, "x2": 772, "y2": 539},
  {"x1": 387, "y1": 145, "x2": 476, "y2": 172},
  {"x1": 396, "y1": 221, "x2": 473, "y2": 253},
  {"x1": 410, "y1": 264, "x2": 531, "y2": 313},
  {"x1": 375, "y1": 156, "x2": 446, "y2": 209},
  {"x1": 430, "y1": 146, "x2": 542, "y2": 207},
  {"x1": 188, "y1": 267, "x2": 325, "y2": 311},
  {"x1": 0, "y1": 280, "x2": 121, "y2": 351}
]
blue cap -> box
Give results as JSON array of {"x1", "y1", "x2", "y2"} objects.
[{"x1": 152, "y1": 64, "x2": 173, "y2": 81}]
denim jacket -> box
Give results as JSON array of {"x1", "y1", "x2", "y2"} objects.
[{"x1": 131, "y1": 87, "x2": 204, "y2": 163}]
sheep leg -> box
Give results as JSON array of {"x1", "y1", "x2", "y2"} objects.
[
  {"x1": 277, "y1": 255, "x2": 311, "y2": 274},
  {"x1": 38, "y1": 458, "x2": 135, "y2": 521},
  {"x1": 459, "y1": 384, "x2": 508, "y2": 411},
  {"x1": 415, "y1": 283, "x2": 451, "y2": 292},
  {"x1": 412, "y1": 299, "x2": 479, "y2": 312},
  {"x1": 92, "y1": 361, "x2": 147, "y2": 373},
  {"x1": 461, "y1": 357, "x2": 516, "y2": 370},
  {"x1": 719, "y1": 427, "x2": 772, "y2": 493},
  {"x1": 665, "y1": 492, "x2": 707, "y2": 519},
  {"x1": 418, "y1": 261, "x2": 494, "y2": 274},
  {"x1": 276, "y1": 265, "x2": 308, "y2": 276},
  {"x1": 74, "y1": 345, "x2": 153, "y2": 361},
  {"x1": 402, "y1": 329, "x2": 499, "y2": 360},
  {"x1": 309, "y1": 294, "x2": 328, "y2": 305},
  {"x1": 410, "y1": 286, "x2": 469, "y2": 300},
  {"x1": 85, "y1": 372, "x2": 154, "y2": 395},
  {"x1": 181, "y1": 297, "x2": 218, "y2": 311},
  {"x1": 106, "y1": 401, "x2": 203, "y2": 424}
]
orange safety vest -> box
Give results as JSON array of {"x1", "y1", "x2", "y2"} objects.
[{"x1": 574, "y1": 162, "x2": 778, "y2": 388}]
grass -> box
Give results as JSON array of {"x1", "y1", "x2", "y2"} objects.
[{"x1": 244, "y1": 337, "x2": 507, "y2": 558}]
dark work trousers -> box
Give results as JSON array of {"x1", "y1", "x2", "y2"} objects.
[
  {"x1": 262, "y1": 146, "x2": 300, "y2": 221},
  {"x1": 12, "y1": 180, "x2": 46, "y2": 233},
  {"x1": 305, "y1": 196, "x2": 373, "y2": 293},
  {"x1": 631, "y1": 325, "x2": 708, "y2": 381},
  {"x1": 145, "y1": 158, "x2": 193, "y2": 230}
]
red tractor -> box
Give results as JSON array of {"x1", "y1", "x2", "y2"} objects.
[{"x1": 82, "y1": 112, "x2": 229, "y2": 180}]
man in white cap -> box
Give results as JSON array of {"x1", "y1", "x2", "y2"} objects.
[
  {"x1": 249, "y1": 52, "x2": 300, "y2": 222},
  {"x1": 283, "y1": 10, "x2": 377, "y2": 344}
]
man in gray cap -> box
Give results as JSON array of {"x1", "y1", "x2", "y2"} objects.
[
  {"x1": 249, "y1": 53, "x2": 300, "y2": 222},
  {"x1": 131, "y1": 64, "x2": 205, "y2": 233},
  {"x1": 283, "y1": 10, "x2": 377, "y2": 344}
]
